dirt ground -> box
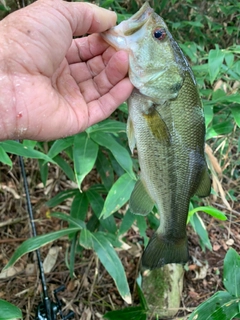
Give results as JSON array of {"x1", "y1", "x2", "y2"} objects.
[{"x1": 0, "y1": 155, "x2": 239, "y2": 320}]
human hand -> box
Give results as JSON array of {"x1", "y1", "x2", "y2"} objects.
[{"x1": 0, "y1": 0, "x2": 133, "y2": 141}]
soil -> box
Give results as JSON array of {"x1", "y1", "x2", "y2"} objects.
[{"x1": 0, "y1": 155, "x2": 239, "y2": 320}]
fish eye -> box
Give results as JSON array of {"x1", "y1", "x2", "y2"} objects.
[{"x1": 153, "y1": 28, "x2": 166, "y2": 40}]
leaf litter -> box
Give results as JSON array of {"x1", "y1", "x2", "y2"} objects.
[{"x1": 0, "y1": 153, "x2": 239, "y2": 319}]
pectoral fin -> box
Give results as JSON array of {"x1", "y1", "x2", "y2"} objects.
[
  {"x1": 143, "y1": 107, "x2": 171, "y2": 145},
  {"x1": 195, "y1": 166, "x2": 211, "y2": 197},
  {"x1": 127, "y1": 117, "x2": 136, "y2": 154},
  {"x1": 129, "y1": 179, "x2": 155, "y2": 215}
]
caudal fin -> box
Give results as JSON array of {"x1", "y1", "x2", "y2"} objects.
[{"x1": 141, "y1": 233, "x2": 189, "y2": 270}]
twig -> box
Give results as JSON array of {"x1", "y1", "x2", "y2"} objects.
[
  {"x1": 213, "y1": 202, "x2": 240, "y2": 216},
  {"x1": 0, "y1": 238, "x2": 27, "y2": 243},
  {"x1": 0, "y1": 215, "x2": 28, "y2": 227}
]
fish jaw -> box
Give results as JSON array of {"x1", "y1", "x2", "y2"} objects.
[
  {"x1": 101, "y1": 3, "x2": 187, "y2": 104},
  {"x1": 101, "y1": 2, "x2": 153, "y2": 51}
]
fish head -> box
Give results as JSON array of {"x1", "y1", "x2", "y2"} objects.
[{"x1": 102, "y1": 2, "x2": 193, "y2": 104}]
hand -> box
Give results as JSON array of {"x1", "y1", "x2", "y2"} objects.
[{"x1": 0, "y1": 0, "x2": 133, "y2": 141}]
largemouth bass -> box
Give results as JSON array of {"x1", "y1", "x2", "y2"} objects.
[{"x1": 102, "y1": 2, "x2": 211, "y2": 270}]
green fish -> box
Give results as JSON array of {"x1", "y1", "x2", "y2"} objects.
[{"x1": 102, "y1": 2, "x2": 211, "y2": 270}]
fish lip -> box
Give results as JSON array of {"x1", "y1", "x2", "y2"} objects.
[
  {"x1": 101, "y1": 2, "x2": 154, "y2": 50},
  {"x1": 128, "y1": 1, "x2": 153, "y2": 25},
  {"x1": 101, "y1": 30, "x2": 127, "y2": 50}
]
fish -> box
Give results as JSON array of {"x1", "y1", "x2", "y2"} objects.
[{"x1": 102, "y1": 2, "x2": 211, "y2": 270}]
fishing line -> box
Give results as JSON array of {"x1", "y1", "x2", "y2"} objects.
[{"x1": 18, "y1": 152, "x2": 74, "y2": 320}]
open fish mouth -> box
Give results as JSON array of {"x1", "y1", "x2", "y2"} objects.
[{"x1": 101, "y1": 2, "x2": 153, "y2": 50}]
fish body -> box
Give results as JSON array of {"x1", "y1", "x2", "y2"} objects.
[{"x1": 102, "y1": 3, "x2": 211, "y2": 270}]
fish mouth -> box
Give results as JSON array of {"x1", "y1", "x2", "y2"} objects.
[{"x1": 101, "y1": 2, "x2": 153, "y2": 50}]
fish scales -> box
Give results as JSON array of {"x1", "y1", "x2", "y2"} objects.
[{"x1": 102, "y1": 2, "x2": 211, "y2": 270}]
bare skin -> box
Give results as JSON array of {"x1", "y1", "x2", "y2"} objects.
[{"x1": 0, "y1": 0, "x2": 133, "y2": 141}]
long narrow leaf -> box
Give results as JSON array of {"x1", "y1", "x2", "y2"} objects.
[
  {"x1": 4, "y1": 228, "x2": 80, "y2": 270},
  {"x1": 189, "y1": 291, "x2": 240, "y2": 320},
  {"x1": 92, "y1": 232, "x2": 131, "y2": 304},
  {"x1": 47, "y1": 137, "x2": 74, "y2": 159},
  {"x1": 101, "y1": 173, "x2": 136, "y2": 219},
  {"x1": 87, "y1": 119, "x2": 126, "y2": 134},
  {"x1": 224, "y1": 248, "x2": 240, "y2": 297},
  {"x1": 0, "y1": 140, "x2": 54, "y2": 163},
  {"x1": 0, "y1": 145, "x2": 12, "y2": 167},
  {"x1": 90, "y1": 132, "x2": 135, "y2": 179},
  {"x1": 73, "y1": 132, "x2": 98, "y2": 190},
  {"x1": 187, "y1": 206, "x2": 227, "y2": 223},
  {"x1": 50, "y1": 212, "x2": 85, "y2": 229}
]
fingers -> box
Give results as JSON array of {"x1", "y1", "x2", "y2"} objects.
[
  {"x1": 61, "y1": 0, "x2": 117, "y2": 35},
  {"x1": 68, "y1": 45, "x2": 117, "y2": 82},
  {"x1": 77, "y1": 50, "x2": 131, "y2": 103},
  {"x1": 36, "y1": 0, "x2": 117, "y2": 36},
  {"x1": 66, "y1": 34, "x2": 110, "y2": 64},
  {"x1": 87, "y1": 77, "x2": 133, "y2": 127}
]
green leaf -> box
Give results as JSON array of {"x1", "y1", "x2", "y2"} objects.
[
  {"x1": 104, "y1": 306, "x2": 147, "y2": 320},
  {"x1": 189, "y1": 291, "x2": 240, "y2": 320},
  {"x1": 46, "y1": 189, "x2": 78, "y2": 207},
  {"x1": 96, "y1": 149, "x2": 114, "y2": 190},
  {"x1": 188, "y1": 206, "x2": 227, "y2": 223},
  {"x1": 101, "y1": 173, "x2": 136, "y2": 219},
  {"x1": 204, "y1": 104, "x2": 214, "y2": 128},
  {"x1": 208, "y1": 49, "x2": 225, "y2": 84},
  {"x1": 0, "y1": 141, "x2": 54, "y2": 163},
  {"x1": 4, "y1": 228, "x2": 80, "y2": 270},
  {"x1": 47, "y1": 137, "x2": 74, "y2": 159},
  {"x1": 0, "y1": 0, "x2": 10, "y2": 11},
  {"x1": 87, "y1": 119, "x2": 126, "y2": 134},
  {"x1": 231, "y1": 106, "x2": 240, "y2": 127},
  {"x1": 224, "y1": 248, "x2": 240, "y2": 297},
  {"x1": 206, "y1": 120, "x2": 234, "y2": 140},
  {"x1": 38, "y1": 159, "x2": 48, "y2": 186},
  {"x1": 86, "y1": 189, "x2": 117, "y2": 233},
  {"x1": 0, "y1": 145, "x2": 12, "y2": 167},
  {"x1": 190, "y1": 213, "x2": 212, "y2": 251},
  {"x1": 73, "y1": 132, "x2": 98, "y2": 190},
  {"x1": 92, "y1": 232, "x2": 131, "y2": 304},
  {"x1": 70, "y1": 192, "x2": 89, "y2": 222},
  {"x1": 69, "y1": 233, "x2": 78, "y2": 278},
  {"x1": 54, "y1": 155, "x2": 75, "y2": 181},
  {"x1": 225, "y1": 52, "x2": 234, "y2": 68},
  {"x1": 50, "y1": 212, "x2": 85, "y2": 229},
  {"x1": 90, "y1": 132, "x2": 135, "y2": 179},
  {"x1": 79, "y1": 228, "x2": 93, "y2": 249},
  {"x1": 23, "y1": 140, "x2": 38, "y2": 149},
  {"x1": 0, "y1": 299, "x2": 22, "y2": 320},
  {"x1": 136, "y1": 215, "x2": 148, "y2": 246},
  {"x1": 119, "y1": 209, "x2": 135, "y2": 235}
]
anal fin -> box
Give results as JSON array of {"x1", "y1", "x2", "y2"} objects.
[{"x1": 129, "y1": 179, "x2": 155, "y2": 215}]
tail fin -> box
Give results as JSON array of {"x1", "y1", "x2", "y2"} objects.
[{"x1": 141, "y1": 233, "x2": 189, "y2": 270}]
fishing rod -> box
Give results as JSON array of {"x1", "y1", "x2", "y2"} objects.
[{"x1": 19, "y1": 154, "x2": 74, "y2": 320}]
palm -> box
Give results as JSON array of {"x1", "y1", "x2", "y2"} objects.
[{"x1": 0, "y1": 0, "x2": 133, "y2": 141}]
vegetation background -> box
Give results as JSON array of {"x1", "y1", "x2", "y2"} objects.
[{"x1": 0, "y1": 0, "x2": 239, "y2": 319}]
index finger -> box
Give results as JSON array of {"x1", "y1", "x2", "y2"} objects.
[{"x1": 40, "y1": 0, "x2": 117, "y2": 36}]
